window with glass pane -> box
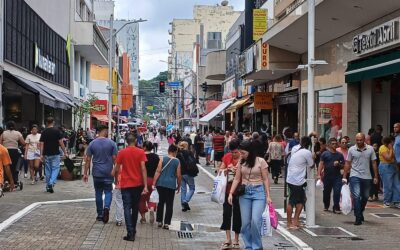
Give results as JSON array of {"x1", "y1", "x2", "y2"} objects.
[{"x1": 317, "y1": 87, "x2": 344, "y2": 141}]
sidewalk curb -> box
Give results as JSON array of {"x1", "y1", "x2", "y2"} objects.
[
  {"x1": 197, "y1": 163, "x2": 313, "y2": 250},
  {"x1": 0, "y1": 198, "x2": 94, "y2": 233}
]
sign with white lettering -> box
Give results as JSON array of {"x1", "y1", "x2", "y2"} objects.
[
  {"x1": 353, "y1": 18, "x2": 400, "y2": 56},
  {"x1": 254, "y1": 92, "x2": 273, "y2": 110},
  {"x1": 34, "y1": 44, "x2": 56, "y2": 75}
]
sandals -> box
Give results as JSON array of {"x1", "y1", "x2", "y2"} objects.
[
  {"x1": 232, "y1": 241, "x2": 240, "y2": 249},
  {"x1": 220, "y1": 242, "x2": 232, "y2": 250},
  {"x1": 140, "y1": 218, "x2": 146, "y2": 224}
]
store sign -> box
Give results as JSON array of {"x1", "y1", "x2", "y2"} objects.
[
  {"x1": 92, "y1": 100, "x2": 108, "y2": 115},
  {"x1": 353, "y1": 18, "x2": 400, "y2": 56},
  {"x1": 223, "y1": 78, "x2": 236, "y2": 100},
  {"x1": 254, "y1": 92, "x2": 273, "y2": 110},
  {"x1": 34, "y1": 44, "x2": 56, "y2": 75},
  {"x1": 261, "y1": 42, "x2": 269, "y2": 70},
  {"x1": 253, "y1": 9, "x2": 267, "y2": 41}
]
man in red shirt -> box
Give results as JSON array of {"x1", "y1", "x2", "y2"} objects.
[
  {"x1": 213, "y1": 129, "x2": 225, "y2": 170},
  {"x1": 112, "y1": 134, "x2": 148, "y2": 242}
]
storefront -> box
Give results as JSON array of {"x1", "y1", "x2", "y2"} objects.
[
  {"x1": 345, "y1": 17, "x2": 400, "y2": 135},
  {"x1": 2, "y1": 0, "x2": 72, "y2": 127},
  {"x1": 273, "y1": 90, "x2": 299, "y2": 136}
]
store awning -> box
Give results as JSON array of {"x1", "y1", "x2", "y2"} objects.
[
  {"x1": 199, "y1": 98, "x2": 234, "y2": 123},
  {"x1": 345, "y1": 50, "x2": 400, "y2": 83},
  {"x1": 34, "y1": 84, "x2": 74, "y2": 109},
  {"x1": 7, "y1": 72, "x2": 56, "y2": 107},
  {"x1": 226, "y1": 97, "x2": 251, "y2": 113},
  {"x1": 92, "y1": 114, "x2": 115, "y2": 124}
]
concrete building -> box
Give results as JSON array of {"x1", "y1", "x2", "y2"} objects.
[
  {"x1": 94, "y1": 0, "x2": 139, "y2": 117},
  {"x1": 168, "y1": 5, "x2": 241, "y2": 127},
  {"x1": 242, "y1": 0, "x2": 400, "y2": 140}
]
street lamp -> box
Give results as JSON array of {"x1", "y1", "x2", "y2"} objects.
[{"x1": 107, "y1": 15, "x2": 147, "y2": 138}]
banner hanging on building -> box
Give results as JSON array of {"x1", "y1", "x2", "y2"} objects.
[
  {"x1": 253, "y1": 9, "x2": 267, "y2": 41},
  {"x1": 254, "y1": 92, "x2": 273, "y2": 110}
]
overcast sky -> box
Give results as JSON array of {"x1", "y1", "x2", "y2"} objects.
[{"x1": 114, "y1": 0, "x2": 245, "y2": 80}]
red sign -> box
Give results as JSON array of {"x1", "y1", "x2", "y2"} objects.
[{"x1": 92, "y1": 100, "x2": 108, "y2": 115}]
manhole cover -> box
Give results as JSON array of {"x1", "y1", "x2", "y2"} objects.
[
  {"x1": 303, "y1": 227, "x2": 356, "y2": 237},
  {"x1": 177, "y1": 231, "x2": 194, "y2": 239},
  {"x1": 370, "y1": 213, "x2": 400, "y2": 218}
]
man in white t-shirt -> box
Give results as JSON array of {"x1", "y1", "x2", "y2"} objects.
[{"x1": 286, "y1": 136, "x2": 314, "y2": 229}]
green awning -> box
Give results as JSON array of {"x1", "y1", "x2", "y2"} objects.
[{"x1": 345, "y1": 50, "x2": 400, "y2": 83}]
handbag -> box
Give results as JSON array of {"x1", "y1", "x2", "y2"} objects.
[{"x1": 236, "y1": 166, "x2": 253, "y2": 196}]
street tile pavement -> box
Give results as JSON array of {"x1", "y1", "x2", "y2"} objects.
[{"x1": 0, "y1": 171, "x2": 296, "y2": 250}]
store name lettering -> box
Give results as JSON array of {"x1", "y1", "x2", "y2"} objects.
[
  {"x1": 261, "y1": 42, "x2": 268, "y2": 69},
  {"x1": 93, "y1": 105, "x2": 106, "y2": 112},
  {"x1": 35, "y1": 44, "x2": 56, "y2": 75},
  {"x1": 353, "y1": 20, "x2": 399, "y2": 55}
]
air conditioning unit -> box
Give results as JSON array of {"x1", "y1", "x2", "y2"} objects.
[{"x1": 168, "y1": 29, "x2": 172, "y2": 35}]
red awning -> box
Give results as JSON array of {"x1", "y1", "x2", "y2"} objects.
[{"x1": 92, "y1": 114, "x2": 115, "y2": 124}]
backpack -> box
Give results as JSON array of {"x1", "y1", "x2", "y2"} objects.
[{"x1": 183, "y1": 151, "x2": 199, "y2": 177}]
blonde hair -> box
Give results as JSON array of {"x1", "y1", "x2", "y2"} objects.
[{"x1": 178, "y1": 141, "x2": 189, "y2": 150}]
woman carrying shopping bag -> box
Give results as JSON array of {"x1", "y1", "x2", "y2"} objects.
[
  {"x1": 139, "y1": 141, "x2": 160, "y2": 224},
  {"x1": 219, "y1": 139, "x2": 242, "y2": 249},
  {"x1": 152, "y1": 144, "x2": 181, "y2": 230},
  {"x1": 228, "y1": 140, "x2": 272, "y2": 250}
]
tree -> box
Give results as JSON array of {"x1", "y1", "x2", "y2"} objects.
[{"x1": 73, "y1": 94, "x2": 98, "y2": 129}]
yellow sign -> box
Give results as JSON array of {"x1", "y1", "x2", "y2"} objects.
[
  {"x1": 253, "y1": 9, "x2": 267, "y2": 41},
  {"x1": 147, "y1": 106, "x2": 154, "y2": 111},
  {"x1": 254, "y1": 92, "x2": 273, "y2": 110},
  {"x1": 112, "y1": 69, "x2": 118, "y2": 105},
  {"x1": 261, "y1": 42, "x2": 269, "y2": 70}
]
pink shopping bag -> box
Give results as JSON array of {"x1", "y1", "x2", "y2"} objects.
[{"x1": 269, "y1": 202, "x2": 278, "y2": 229}]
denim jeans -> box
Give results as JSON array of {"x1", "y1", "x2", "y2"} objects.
[
  {"x1": 349, "y1": 177, "x2": 371, "y2": 221},
  {"x1": 121, "y1": 186, "x2": 143, "y2": 235},
  {"x1": 181, "y1": 175, "x2": 195, "y2": 204},
  {"x1": 44, "y1": 155, "x2": 60, "y2": 187},
  {"x1": 323, "y1": 176, "x2": 342, "y2": 210},
  {"x1": 239, "y1": 184, "x2": 266, "y2": 250},
  {"x1": 379, "y1": 163, "x2": 400, "y2": 204},
  {"x1": 93, "y1": 177, "x2": 113, "y2": 218}
]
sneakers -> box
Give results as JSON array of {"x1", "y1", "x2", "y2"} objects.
[
  {"x1": 116, "y1": 221, "x2": 123, "y2": 226},
  {"x1": 182, "y1": 202, "x2": 191, "y2": 212},
  {"x1": 162, "y1": 224, "x2": 169, "y2": 230},
  {"x1": 96, "y1": 216, "x2": 103, "y2": 221},
  {"x1": 46, "y1": 185, "x2": 54, "y2": 193},
  {"x1": 24, "y1": 173, "x2": 28, "y2": 178},
  {"x1": 395, "y1": 203, "x2": 400, "y2": 209},
  {"x1": 157, "y1": 222, "x2": 163, "y2": 228},
  {"x1": 103, "y1": 208, "x2": 110, "y2": 224},
  {"x1": 354, "y1": 219, "x2": 362, "y2": 226},
  {"x1": 383, "y1": 202, "x2": 391, "y2": 208}
]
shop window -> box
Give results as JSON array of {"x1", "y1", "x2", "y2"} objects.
[{"x1": 317, "y1": 87, "x2": 344, "y2": 141}]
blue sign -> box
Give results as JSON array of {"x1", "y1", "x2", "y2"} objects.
[{"x1": 167, "y1": 81, "x2": 181, "y2": 88}]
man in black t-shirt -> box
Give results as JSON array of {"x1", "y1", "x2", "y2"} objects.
[
  {"x1": 317, "y1": 138, "x2": 345, "y2": 213},
  {"x1": 40, "y1": 117, "x2": 68, "y2": 193}
]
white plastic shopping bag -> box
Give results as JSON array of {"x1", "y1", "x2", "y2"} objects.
[
  {"x1": 340, "y1": 184, "x2": 352, "y2": 215},
  {"x1": 261, "y1": 204, "x2": 272, "y2": 237},
  {"x1": 316, "y1": 179, "x2": 324, "y2": 190},
  {"x1": 210, "y1": 149, "x2": 215, "y2": 162},
  {"x1": 149, "y1": 189, "x2": 159, "y2": 203},
  {"x1": 211, "y1": 172, "x2": 227, "y2": 204}
]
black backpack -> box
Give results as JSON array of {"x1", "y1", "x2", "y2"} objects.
[{"x1": 183, "y1": 151, "x2": 199, "y2": 177}]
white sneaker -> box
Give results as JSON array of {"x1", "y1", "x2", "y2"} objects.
[{"x1": 24, "y1": 174, "x2": 28, "y2": 178}]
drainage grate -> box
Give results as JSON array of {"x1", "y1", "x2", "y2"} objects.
[
  {"x1": 370, "y1": 213, "x2": 400, "y2": 218},
  {"x1": 303, "y1": 227, "x2": 356, "y2": 237},
  {"x1": 177, "y1": 231, "x2": 194, "y2": 239}
]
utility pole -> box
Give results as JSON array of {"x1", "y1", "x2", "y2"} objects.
[
  {"x1": 306, "y1": 0, "x2": 316, "y2": 227},
  {"x1": 196, "y1": 44, "x2": 200, "y2": 131},
  {"x1": 108, "y1": 14, "x2": 114, "y2": 138}
]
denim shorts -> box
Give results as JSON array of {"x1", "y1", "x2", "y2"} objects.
[{"x1": 204, "y1": 147, "x2": 212, "y2": 155}]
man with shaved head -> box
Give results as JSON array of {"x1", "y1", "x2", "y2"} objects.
[{"x1": 343, "y1": 133, "x2": 378, "y2": 225}]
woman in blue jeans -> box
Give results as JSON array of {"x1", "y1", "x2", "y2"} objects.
[
  {"x1": 378, "y1": 136, "x2": 400, "y2": 207},
  {"x1": 228, "y1": 140, "x2": 272, "y2": 250}
]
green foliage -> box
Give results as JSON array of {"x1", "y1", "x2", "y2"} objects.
[{"x1": 73, "y1": 94, "x2": 98, "y2": 129}]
